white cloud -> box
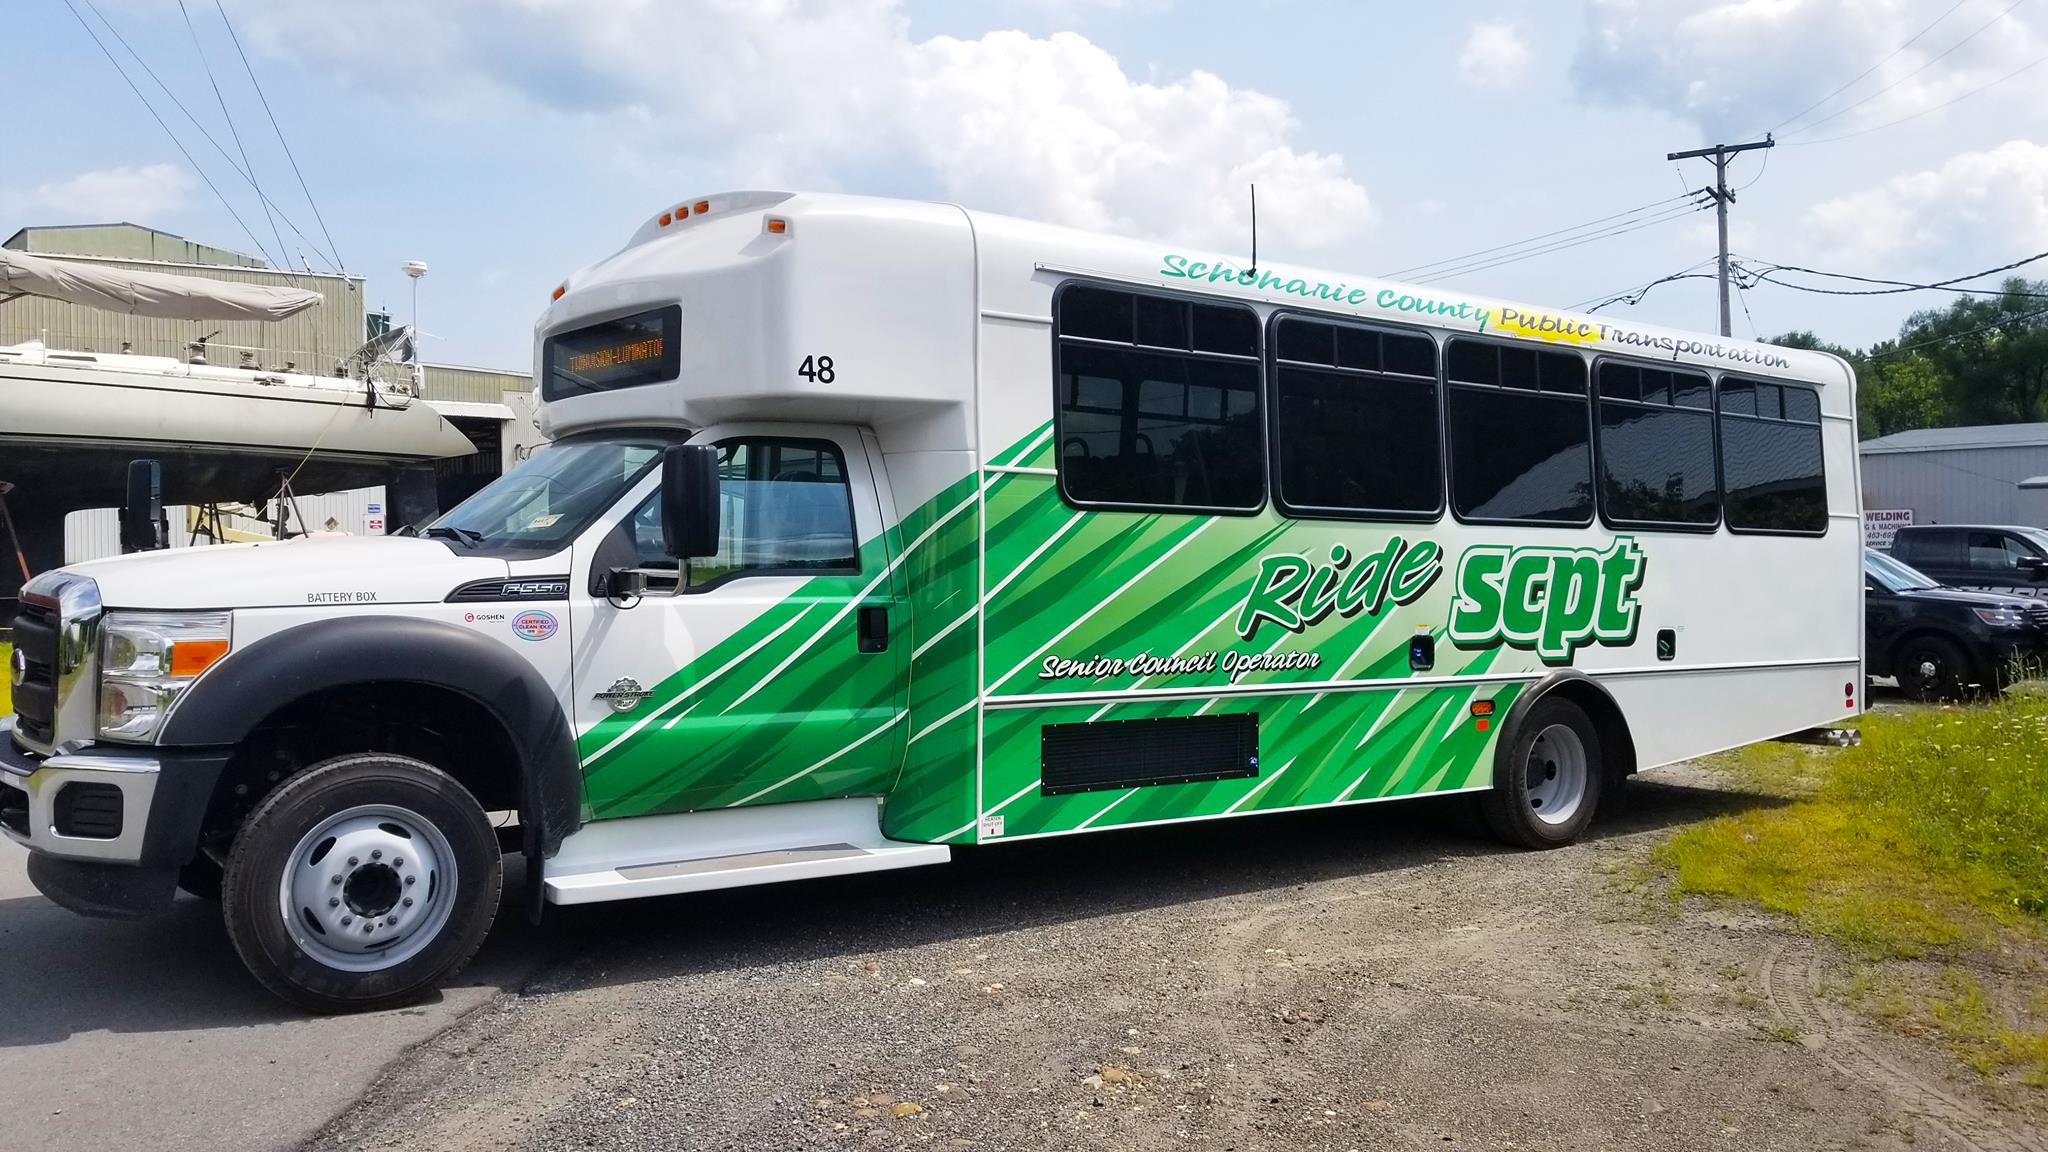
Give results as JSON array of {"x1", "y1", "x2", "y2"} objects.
[
  {"x1": 1799, "y1": 139, "x2": 2048, "y2": 271},
  {"x1": 1572, "y1": 0, "x2": 2047, "y2": 139},
  {"x1": 3, "y1": 164, "x2": 194, "y2": 224},
  {"x1": 1459, "y1": 22, "x2": 1529, "y2": 88},
  {"x1": 238, "y1": 0, "x2": 1371, "y2": 252}
]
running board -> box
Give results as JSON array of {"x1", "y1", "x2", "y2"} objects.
[{"x1": 542, "y1": 796, "x2": 950, "y2": 905}]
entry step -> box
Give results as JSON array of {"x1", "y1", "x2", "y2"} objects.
[{"x1": 543, "y1": 797, "x2": 950, "y2": 905}]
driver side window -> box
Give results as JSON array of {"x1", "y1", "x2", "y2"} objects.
[{"x1": 627, "y1": 438, "x2": 860, "y2": 591}]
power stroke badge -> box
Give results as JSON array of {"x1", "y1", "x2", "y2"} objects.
[{"x1": 594, "y1": 677, "x2": 654, "y2": 713}]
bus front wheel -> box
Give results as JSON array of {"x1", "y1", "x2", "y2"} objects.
[{"x1": 1479, "y1": 697, "x2": 1604, "y2": 849}]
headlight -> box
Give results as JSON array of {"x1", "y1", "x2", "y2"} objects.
[
  {"x1": 1972, "y1": 606, "x2": 2027, "y2": 629},
  {"x1": 97, "y1": 611, "x2": 232, "y2": 742}
]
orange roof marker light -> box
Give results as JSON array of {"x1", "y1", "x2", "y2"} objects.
[
  {"x1": 658, "y1": 212, "x2": 672, "y2": 227},
  {"x1": 551, "y1": 284, "x2": 566, "y2": 302},
  {"x1": 764, "y1": 217, "x2": 789, "y2": 235},
  {"x1": 693, "y1": 200, "x2": 710, "y2": 215}
]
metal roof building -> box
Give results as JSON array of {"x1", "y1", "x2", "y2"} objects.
[{"x1": 1860, "y1": 423, "x2": 2048, "y2": 528}]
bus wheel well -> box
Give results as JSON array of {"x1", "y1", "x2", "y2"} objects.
[
  {"x1": 196, "y1": 682, "x2": 522, "y2": 858},
  {"x1": 1542, "y1": 679, "x2": 1637, "y2": 781}
]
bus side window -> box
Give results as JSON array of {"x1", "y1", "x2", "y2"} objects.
[
  {"x1": 1445, "y1": 338, "x2": 1593, "y2": 525},
  {"x1": 1270, "y1": 315, "x2": 1442, "y2": 520},
  {"x1": 1053, "y1": 283, "x2": 1263, "y2": 513},
  {"x1": 1719, "y1": 378, "x2": 1826, "y2": 534},
  {"x1": 1594, "y1": 361, "x2": 1718, "y2": 529}
]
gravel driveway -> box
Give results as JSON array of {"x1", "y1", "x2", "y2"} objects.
[{"x1": 309, "y1": 767, "x2": 2046, "y2": 1152}]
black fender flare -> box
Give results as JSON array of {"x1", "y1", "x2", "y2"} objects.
[
  {"x1": 1491, "y1": 669, "x2": 1637, "y2": 785},
  {"x1": 159, "y1": 615, "x2": 582, "y2": 911}
]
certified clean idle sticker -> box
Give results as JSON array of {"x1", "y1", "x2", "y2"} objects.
[{"x1": 511, "y1": 610, "x2": 559, "y2": 641}]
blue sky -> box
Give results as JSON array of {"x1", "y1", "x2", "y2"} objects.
[{"x1": 7, "y1": 0, "x2": 2044, "y2": 370}]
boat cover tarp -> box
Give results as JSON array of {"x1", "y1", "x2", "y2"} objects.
[{"x1": 0, "y1": 249, "x2": 323, "y2": 321}]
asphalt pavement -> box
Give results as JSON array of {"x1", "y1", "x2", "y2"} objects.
[{"x1": 0, "y1": 841, "x2": 540, "y2": 1152}]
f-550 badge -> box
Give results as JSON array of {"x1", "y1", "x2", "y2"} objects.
[{"x1": 595, "y1": 677, "x2": 655, "y2": 713}]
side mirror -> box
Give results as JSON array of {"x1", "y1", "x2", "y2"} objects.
[
  {"x1": 2019, "y1": 554, "x2": 2048, "y2": 579},
  {"x1": 661, "y1": 444, "x2": 720, "y2": 559},
  {"x1": 120, "y1": 459, "x2": 165, "y2": 552}
]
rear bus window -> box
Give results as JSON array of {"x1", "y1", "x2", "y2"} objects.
[
  {"x1": 1719, "y1": 378, "x2": 1827, "y2": 534},
  {"x1": 1054, "y1": 284, "x2": 1263, "y2": 512},
  {"x1": 1595, "y1": 361, "x2": 1718, "y2": 528},
  {"x1": 1270, "y1": 316, "x2": 1442, "y2": 519},
  {"x1": 1446, "y1": 339, "x2": 1593, "y2": 525}
]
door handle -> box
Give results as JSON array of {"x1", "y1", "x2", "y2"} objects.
[{"x1": 857, "y1": 604, "x2": 889, "y2": 653}]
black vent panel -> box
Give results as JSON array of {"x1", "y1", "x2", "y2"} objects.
[
  {"x1": 10, "y1": 600, "x2": 59, "y2": 747},
  {"x1": 1040, "y1": 713, "x2": 1260, "y2": 796},
  {"x1": 53, "y1": 782, "x2": 123, "y2": 840}
]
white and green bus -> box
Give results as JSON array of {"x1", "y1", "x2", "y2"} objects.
[{"x1": 2, "y1": 191, "x2": 1862, "y2": 1009}]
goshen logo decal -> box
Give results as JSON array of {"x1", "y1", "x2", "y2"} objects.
[
  {"x1": 511, "y1": 609, "x2": 559, "y2": 641},
  {"x1": 1446, "y1": 538, "x2": 1646, "y2": 665},
  {"x1": 1235, "y1": 537, "x2": 1443, "y2": 643}
]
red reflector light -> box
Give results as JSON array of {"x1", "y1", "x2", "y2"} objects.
[
  {"x1": 1843, "y1": 682, "x2": 1855, "y2": 697},
  {"x1": 1475, "y1": 718, "x2": 1490, "y2": 732}
]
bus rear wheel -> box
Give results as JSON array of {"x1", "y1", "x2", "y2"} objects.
[
  {"x1": 220, "y1": 752, "x2": 502, "y2": 1013},
  {"x1": 1480, "y1": 697, "x2": 1604, "y2": 849}
]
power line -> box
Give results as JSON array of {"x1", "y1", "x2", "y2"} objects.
[
  {"x1": 1380, "y1": 192, "x2": 1699, "y2": 280},
  {"x1": 1407, "y1": 202, "x2": 1710, "y2": 287},
  {"x1": 73, "y1": 0, "x2": 342, "y2": 271},
  {"x1": 1867, "y1": 302, "x2": 2048, "y2": 360},
  {"x1": 1765, "y1": 0, "x2": 1969, "y2": 134},
  {"x1": 1780, "y1": 52, "x2": 2048, "y2": 146},
  {"x1": 1582, "y1": 270, "x2": 1721, "y2": 314},
  {"x1": 1739, "y1": 250, "x2": 2048, "y2": 297},
  {"x1": 176, "y1": 0, "x2": 289, "y2": 279},
  {"x1": 56, "y1": 0, "x2": 278, "y2": 266},
  {"x1": 1568, "y1": 257, "x2": 1717, "y2": 311},
  {"x1": 1783, "y1": 0, "x2": 2029, "y2": 139},
  {"x1": 215, "y1": 0, "x2": 345, "y2": 274}
]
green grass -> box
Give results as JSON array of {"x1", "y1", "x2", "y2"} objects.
[{"x1": 1660, "y1": 693, "x2": 2048, "y2": 1083}]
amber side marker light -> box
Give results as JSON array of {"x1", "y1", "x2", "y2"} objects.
[
  {"x1": 765, "y1": 217, "x2": 788, "y2": 235},
  {"x1": 1470, "y1": 698, "x2": 1496, "y2": 732},
  {"x1": 550, "y1": 284, "x2": 566, "y2": 301},
  {"x1": 170, "y1": 638, "x2": 231, "y2": 678}
]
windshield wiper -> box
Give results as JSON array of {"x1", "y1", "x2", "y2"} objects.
[{"x1": 422, "y1": 525, "x2": 484, "y2": 547}]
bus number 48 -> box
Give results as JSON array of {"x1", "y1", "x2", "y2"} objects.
[{"x1": 798, "y1": 355, "x2": 836, "y2": 383}]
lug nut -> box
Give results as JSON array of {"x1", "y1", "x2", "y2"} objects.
[
  {"x1": 363, "y1": 923, "x2": 375, "y2": 934},
  {"x1": 341, "y1": 915, "x2": 353, "y2": 926},
  {"x1": 387, "y1": 916, "x2": 398, "y2": 926},
  {"x1": 347, "y1": 856, "x2": 359, "y2": 866},
  {"x1": 393, "y1": 858, "x2": 403, "y2": 867},
  {"x1": 371, "y1": 849, "x2": 382, "y2": 861},
  {"x1": 405, "y1": 875, "x2": 416, "y2": 885},
  {"x1": 329, "y1": 897, "x2": 340, "y2": 908},
  {"x1": 402, "y1": 897, "x2": 414, "y2": 908},
  {"x1": 331, "y1": 874, "x2": 342, "y2": 885}
]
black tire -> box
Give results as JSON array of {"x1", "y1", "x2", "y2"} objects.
[
  {"x1": 176, "y1": 854, "x2": 223, "y2": 902},
  {"x1": 1479, "y1": 697, "x2": 1605, "y2": 850},
  {"x1": 1895, "y1": 634, "x2": 1973, "y2": 702},
  {"x1": 220, "y1": 753, "x2": 502, "y2": 1013}
]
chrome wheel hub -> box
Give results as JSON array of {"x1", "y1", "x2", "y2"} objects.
[{"x1": 279, "y1": 805, "x2": 457, "y2": 972}]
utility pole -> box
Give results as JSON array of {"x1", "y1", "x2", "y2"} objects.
[{"x1": 1666, "y1": 134, "x2": 1774, "y2": 337}]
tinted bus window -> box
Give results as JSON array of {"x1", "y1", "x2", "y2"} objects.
[
  {"x1": 1595, "y1": 361, "x2": 1718, "y2": 528},
  {"x1": 1053, "y1": 285, "x2": 1263, "y2": 512},
  {"x1": 1271, "y1": 316, "x2": 1441, "y2": 519},
  {"x1": 1446, "y1": 339, "x2": 1592, "y2": 525},
  {"x1": 1720, "y1": 378, "x2": 1826, "y2": 534}
]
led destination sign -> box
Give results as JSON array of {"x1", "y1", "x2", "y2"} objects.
[{"x1": 543, "y1": 304, "x2": 681, "y2": 400}]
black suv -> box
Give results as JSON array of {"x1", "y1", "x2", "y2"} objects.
[
  {"x1": 1889, "y1": 524, "x2": 2048, "y2": 597},
  {"x1": 1866, "y1": 548, "x2": 2048, "y2": 699}
]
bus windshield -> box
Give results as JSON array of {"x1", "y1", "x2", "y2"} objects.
[
  {"x1": 423, "y1": 431, "x2": 685, "y2": 557},
  {"x1": 1865, "y1": 548, "x2": 1940, "y2": 593}
]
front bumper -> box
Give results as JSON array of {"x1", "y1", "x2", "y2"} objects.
[{"x1": 2, "y1": 717, "x2": 230, "y2": 917}]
